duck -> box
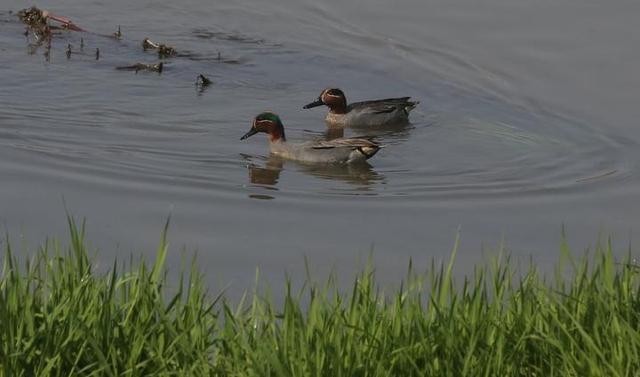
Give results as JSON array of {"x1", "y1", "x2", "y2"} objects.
[
  {"x1": 241, "y1": 112, "x2": 381, "y2": 164},
  {"x1": 303, "y1": 88, "x2": 419, "y2": 127}
]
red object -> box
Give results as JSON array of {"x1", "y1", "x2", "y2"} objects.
[{"x1": 47, "y1": 14, "x2": 84, "y2": 32}]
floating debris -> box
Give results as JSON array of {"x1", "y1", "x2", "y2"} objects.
[
  {"x1": 142, "y1": 37, "x2": 176, "y2": 57},
  {"x1": 116, "y1": 62, "x2": 163, "y2": 74},
  {"x1": 158, "y1": 45, "x2": 176, "y2": 57},
  {"x1": 18, "y1": 6, "x2": 83, "y2": 35},
  {"x1": 141, "y1": 37, "x2": 156, "y2": 50},
  {"x1": 196, "y1": 74, "x2": 212, "y2": 87},
  {"x1": 14, "y1": 7, "x2": 246, "y2": 80},
  {"x1": 195, "y1": 74, "x2": 212, "y2": 95},
  {"x1": 18, "y1": 6, "x2": 51, "y2": 41},
  {"x1": 18, "y1": 7, "x2": 47, "y2": 28}
]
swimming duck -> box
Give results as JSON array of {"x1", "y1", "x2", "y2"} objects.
[
  {"x1": 303, "y1": 88, "x2": 419, "y2": 127},
  {"x1": 241, "y1": 112, "x2": 381, "y2": 164}
]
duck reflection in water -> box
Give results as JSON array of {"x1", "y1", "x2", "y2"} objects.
[
  {"x1": 296, "y1": 158, "x2": 383, "y2": 188},
  {"x1": 247, "y1": 154, "x2": 284, "y2": 187},
  {"x1": 321, "y1": 119, "x2": 416, "y2": 145},
  {"x1": 244, "y1": 153, "x2": 384, "y2": 198}
]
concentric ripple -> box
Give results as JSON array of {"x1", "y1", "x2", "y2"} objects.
[{"x1": 0, "y1": 6, "x2": 632, "y2": 206}]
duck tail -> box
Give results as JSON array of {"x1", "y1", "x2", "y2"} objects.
[
  {"x1": 357, "y1": 145, "x2": 381, "y2": 159},
  {"x1": 404, "y1": 100, "x2": 419, "y2": 115}
]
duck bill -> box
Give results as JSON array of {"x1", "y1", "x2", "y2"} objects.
[
  {"x1": 240, "y1": 128, "x2": 258, "y2": 140},
  {"x1": 303, "y1": 99, "x2": 324, "y2": 109}
]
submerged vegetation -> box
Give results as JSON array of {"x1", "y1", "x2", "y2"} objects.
[{"x1": 1, "y1": 220, "x2": 639, "y2": 376}]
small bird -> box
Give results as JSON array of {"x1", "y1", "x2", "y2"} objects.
[
  {"x1": 241, "y1": 112, "x2": 381, "y2": 164},
  {"x1": 303, "y1": 88, "x2": 419, "y2": 127}
]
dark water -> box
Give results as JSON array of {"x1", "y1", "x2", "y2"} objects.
[{"x1": 1, "y1": 0, "x2": 638, "y2": 290}]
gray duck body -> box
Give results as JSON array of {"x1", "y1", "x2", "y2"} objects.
[{"x1": 304, "y1": 89, "x2": 419, "y2": 127}]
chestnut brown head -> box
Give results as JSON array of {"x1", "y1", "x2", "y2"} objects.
[{"x1": 303, "y1": 88, "x2": 348, "y2": 114}]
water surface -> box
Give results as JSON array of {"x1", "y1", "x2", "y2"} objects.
[{"x1": 1, "y1": 0, "x2": 638, "y2": 290}]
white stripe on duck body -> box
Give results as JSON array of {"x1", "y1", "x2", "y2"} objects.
[
  {"x1": 241, "y1": 112, "x2": 381, "y2": 164},
  {"x1": 303, "y1": 88, "x2": 419, "y2": 127}
]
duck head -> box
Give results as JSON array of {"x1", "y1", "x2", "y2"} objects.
[
  {"x1": 241, "y1": 112, "x2": 287, "y2": 142},
  {"x1": 303, "y1": 88, "x2": 348, "y2": 114}
]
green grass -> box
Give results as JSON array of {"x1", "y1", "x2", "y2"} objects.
[{"x1": 1, "y1": 220, "x2": 639, "y2": 376}]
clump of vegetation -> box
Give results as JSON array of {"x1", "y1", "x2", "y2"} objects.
[
  {"x1": 0, "y1": 219, "x2": 217, "y2": 375},
  {"x1": 142, "y1": 38, "x2": 177, "y2": 58},
  {"x1": 1, "y1": 220, "x2": 639, "y2": 376},
  {"x1": 17, "y1": 6, "x2": 52, "y2": 41},
  {"x1": 18, "y1": 6, "x2": 84, "y2": 37},
  {"x1": 17, "y1": 6, "x2": 85, "y2": 59}
]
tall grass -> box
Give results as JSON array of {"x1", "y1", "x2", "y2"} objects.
[{"x1": 1, "y1": 220, "x2": 639, "y2": 376}]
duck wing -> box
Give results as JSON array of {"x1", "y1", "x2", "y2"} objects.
[
  {"x1": 349, "y1": 97, "x2": 419, "y2": 114},
  {"x1": 311, "y1": 138, "x2": 379, "y2": 150},
  {"x1": 311, "y1": 138, "x2": 381, "y2": 160}
]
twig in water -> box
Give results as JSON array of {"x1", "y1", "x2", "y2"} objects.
[
  {"x1": 116, "y1": 62, "x2": 164, "y2": 74},
  {"x1": 113, "y1": 25, "x2": 122, "y2": 39},
  {"x1": 44, "y1": 42, "x2": 51, "y2": 62}
]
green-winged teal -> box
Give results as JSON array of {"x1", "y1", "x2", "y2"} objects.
[
  {"x1": 303, "y1": 88, "x2": 419, "y2": 127},
  {"x1": 241, "y1": 112, "x2": 381, "y2": 164}
]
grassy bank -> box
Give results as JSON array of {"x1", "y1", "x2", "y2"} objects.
[{"x1": 1, "y1": 220, "x2": 639, "y2": 376}]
